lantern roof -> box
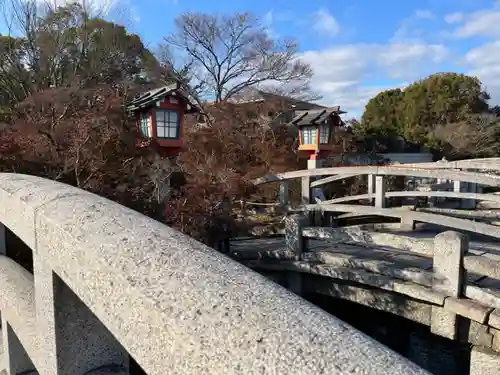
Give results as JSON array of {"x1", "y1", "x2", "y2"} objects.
[
  {"x1": 290, "y1": 106, "x2": 346, "y2": 127},
  {"x1": 126, "y1": 83, "x2": 200, "y2": 114}
]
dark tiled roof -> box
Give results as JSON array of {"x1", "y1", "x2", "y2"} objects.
[
  {"x1": 290, "y1": 107, "x2": 346, "y2": 126},
  {"x1": 227, "y1": 89, "x2": 326, "y2": 110},
  {"x1": 126, "y1": 84, "x2": 200, "y2": 113}
]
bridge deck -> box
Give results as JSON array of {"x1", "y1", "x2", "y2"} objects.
[{"x1": 229, "y1": 230, "x2": 500, "y2": 301}]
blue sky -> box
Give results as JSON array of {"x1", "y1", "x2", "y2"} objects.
[
  {"x1": 4, "y1": 0, "x2": 500, "y2": 117},
  {"x1": 124, "y1": 0, "x2": 499, "y2": 117}
]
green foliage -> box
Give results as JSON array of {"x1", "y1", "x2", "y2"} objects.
[
  {"x1": 400, "y1": 73, "x2": 489, "y2": 145},
  {"x1": 359, "y1": 88, "x2": 404, "y2": 137},
  {"x1": 0, "y1": 3, "x2": 157, "y2": 108},
  {"x1": 356, "y1": 72, "x2": 492, "y2": 151}
]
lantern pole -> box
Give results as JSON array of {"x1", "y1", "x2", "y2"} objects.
[{"x1": 307, "y1": 150, "x2": 322, "y2": 170}]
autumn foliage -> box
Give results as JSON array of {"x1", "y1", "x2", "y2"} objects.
[
  {"x1": 0, "y1": 85, "x2": 167, "y2": 218},
  {"x1": 165, "y1": 101, "x2": 303, "y2": 244}
]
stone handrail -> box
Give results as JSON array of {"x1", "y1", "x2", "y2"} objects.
[
  {"x1": 254, "y1": 165, "x2": 500, "y2": 186},
  {"x1": 0, "y1": 173, "x2": 429, "y2": 375},
  {"x1": 284, "y1": 217, "x2": 500, "y2": 344}
]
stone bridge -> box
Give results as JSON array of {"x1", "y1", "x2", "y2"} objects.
[
  {"x1": 0, "y1": 173, "x2": 429, "y2": 375},
  {"x1": 229, "y1": 157, "x2": 500, "y2": 375}
]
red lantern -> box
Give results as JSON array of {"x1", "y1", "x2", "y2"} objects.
[{"x1": 290, "y1": 106, "x2": 346, "y2": 160}]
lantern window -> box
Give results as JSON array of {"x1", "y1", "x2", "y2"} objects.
[
  {"x1": 319, "y1": 123, "x2": 331, "y2": 144},
  {"x1": 155, "y1": 109, "x2": 180, "y2": 139},
  {"x1": 139, "y1": 112, "x2": 151, "y2": 138},
  {"x1": 301, "y1": 125, "x2": 317, "y2": 145}
]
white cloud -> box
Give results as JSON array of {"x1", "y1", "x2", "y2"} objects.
[
  {"x1": 448, "y1": 4, "x2": 500, "y2": 104},
  {"x1": 300, "y1": 2, "x2": 500, "y2": 117},
  {"x1": 391, "y1": 9, "x2": 437, "y2": 43},
  {"x1": 444, "y1": 12, "x2": 463, "y2": 24},
  {"x1": 453, "y1": 6, "x2": 500, "y2": 38},
  {"x1": 263, "y1": 10, "x2": 275, "y2": 37},
  {"x1": 313, "y1": 8, "x2": 340, "y2": 37},
  {"x1": 415, "y1": 10, "x2": 435, "y2": 19},
  {"x1": 465, "y1": 40, "x2": 500, "y2": 103},
  {"x1": 300, "y1": 42, "x2": 447, "y2": 116}
]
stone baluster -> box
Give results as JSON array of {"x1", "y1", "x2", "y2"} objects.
[
  {"x1": 279, "y1": 181, "x2": 289, "y2": 207},
  {"x1": 453, "y1": 179, "x2": 464, "y2": 209},
  {"x1": 2, "y1": 321, "x2": 35, "y2": 374},
  {"x1": 33, "y1": 253, "x2": 129, "y2": 374},
  {"x1": 367, "y1": 174, "x2": 375, "y2": 204},
  {"x1": 0, "y1": 224, "x2": 39, "y2": 375},
  {"x1": 470, "y1": 345, "x2": 500, "y2": 375},
  {"x1": 301, "y1": 176, "x2": 310, "y2": 206},
  {"x1": 374, "y1": 175, "x2": 386, "y2": 208},
  {"x1": 285, "y1": 213, "x2": 307, "y2": 260},
  {"x1": 284, "y1": 213, "x2": 308, "y2": 295},
  {"x1": 430, "y1": 231, "x2": 468, "y2": 340}
]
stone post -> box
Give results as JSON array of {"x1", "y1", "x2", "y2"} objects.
[
  {"x1": 285, "y1": 213, "x2": 307, "y2": 259},
  {"x1": 301, "y1": 176, "x2": 310, "y2": 206},
  {"x1": 430, "y1": 231, "x2": 468, "y2": 340},
  {"x1": 284, "y1": 213, "x2": 308, "y2": 295},
  {"x1": 464, "y1": 182, "x2": 477, "y2": 210},
  {"x1": 470, "y1": 346, "x2": 500, "y2": 375},
  {"x1": 367, "y1": 174, "x2": 375, "y2": 204},
  {"x1": 279, "y1": 181, "x2": 289, "y2": 206},
  {"x1": 305, "y1": 158, "x2": 323, "y2": 225},
  {"x1": 2, "y1": 320, "x2": 36, "y2": 374},
  {"x1": 453, "y1": 180, "x2": 466, "y2": 209},
  {"x1": 33, "y1": 254, "x2": 129, "y2": 375},
  {"x1": 400, "y1": 212, "x2": 415, "y2": 231},
  {"x1": 375, "y1": 175, "x2": 386, "y2": 208}
]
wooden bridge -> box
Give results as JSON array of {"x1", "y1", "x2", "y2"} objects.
[{"x1": 228, "y1": 157, "x2": 500, "y2": 375}]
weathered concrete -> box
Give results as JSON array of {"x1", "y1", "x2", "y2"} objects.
[
  {"x1": 284, "y1": 214, "x2": 307, "y2": 259},
  {"x1": 254, "y1": 165, "x2": 500, "y2": 187},
  {"x1": 302, "y1": 203, "x2": 500, "y2": 240},
  {"x1": 33, "y1": 253, "x2": 129, "y2": 375},
  {"x1": 470, "y1": 346, "x2": 500, "y2": 375},
  {"x1": 375, "y1": 176, "x2": 386, "y2": 208},
  {"x1": 302, "y1": 226, "x2": 434, "y2": 255},
  {"x1": 0, "y1": 173, "x2": 428, "y2": 375}
]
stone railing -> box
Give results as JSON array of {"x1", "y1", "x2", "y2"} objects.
[
  {"x1": 0, "y1": 173, "x2": 428, "y2": 375},
  {"x1": 253, "y1": 158, "x2": 500, "y2": 230},
  {"x1": 285, "y1": 217, "x2": 500, "y2": 336},
  {"x1": 272, "y1": 214, "x2": 500, "y2": 375}
]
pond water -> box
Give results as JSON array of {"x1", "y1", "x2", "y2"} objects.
[{"x1": 304, "y1": 293, "x2": 471, "y2": 375}]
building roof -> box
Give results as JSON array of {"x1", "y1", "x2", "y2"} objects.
[
  {"x1": 290, "y1": 107, "x2": 347, "y2": 127},
  {"x1": 227, "y1": 88, "x2": 326, "y2": 110},
  {"x1": 126, "y1": 84, "x2": 200, "y2": 113}
]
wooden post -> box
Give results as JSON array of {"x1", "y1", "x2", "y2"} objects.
[
  {"x1": 430, "y1": 231, "x2": 468, "y2": 340},
  {"x1": 375, "y1": 175, "x2": 386, "y2": 208}
]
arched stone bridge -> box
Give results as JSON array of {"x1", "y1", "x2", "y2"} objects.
[
  {"x1": 230, "y1": 157, "x2": 500, "y2": 375},
  {"x1": 0, "y1": 174, "x2": 428, "y2": 374}
]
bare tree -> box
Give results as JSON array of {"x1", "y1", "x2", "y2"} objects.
[
  {"x1": 432, "y1": 113, "x2": 500, "y2": 158},
  {"x1": 0, "y1": 0, "x2": 153, "y2": 104},
  {"x1": 161, "y1": 12, "x2": 315, "y2": 103}
]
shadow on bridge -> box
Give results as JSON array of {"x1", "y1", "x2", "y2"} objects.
[{"x1": 238, "y1": 157, "x2": 500, "y2": 375}]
